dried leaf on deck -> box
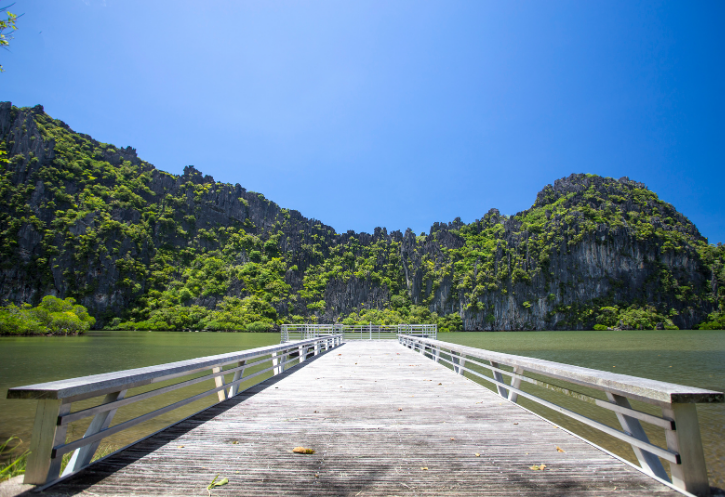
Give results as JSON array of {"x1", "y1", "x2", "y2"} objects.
[
  {"x1": 475, "y1": 453, "x2": 480, "y2": 457},
  {"x1": 556, "y1": 446, "x2": 565, "y2": 453},
  {"x1": 207, "y1": 474, "x2": 229, "y2": 495},
  {"x1": 421, "y1": 467, "x2": 428, "y2": 470},
  {"x1": 293, "y1": 446, "x2": 315, "y2": 454},
  {"x1": 529, "y1": 464, "x2": 547, "y2": 471}
]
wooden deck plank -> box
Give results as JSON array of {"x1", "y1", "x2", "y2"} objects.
[{"x1": 40, "y1": 341, "x2": 681, "y2": 496}]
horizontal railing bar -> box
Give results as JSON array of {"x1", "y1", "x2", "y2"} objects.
[
  {"x1": 8, "y1": 336, "x2": 338, "y2": 401},
  {"x1": 58, "y1": 356, "x2": 271, "y2": 426},
  {"x1": 404, "y1": 336, "x2": 723, "y2": 406},
  {"x1": 430, "y1": 351, "x2": 679, "y2": 463},
  {"x1": 439, "y1": 350, "x2": 675, "y2": 430}
]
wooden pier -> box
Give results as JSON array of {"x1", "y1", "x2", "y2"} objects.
[{"x1": 9, "y1": 337, "x2": 722, "y2": 496}]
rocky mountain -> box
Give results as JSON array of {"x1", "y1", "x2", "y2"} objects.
[{"x1": 1, "y1": 102, "x2": 723, "y2": 331}]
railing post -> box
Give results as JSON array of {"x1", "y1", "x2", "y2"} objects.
[
  {"x1": 314, "y1": 341, "x2": 319, "y2": 356},
  {"x1": 62, "y1": 389, "x2": 128, "y2": 477},
  {"x1": 281, "y1": 350, "x2": 288, "y2": 373},
  {"x1": 24, "y1": 400, "x2": 71, "y2": 484},
  {"x1": 272, "y1": 351, "x2": 281, "y2": 375},
  {"x1": 508, "y1": 366, "x2": 524, "y2": 403},
  {"x1": 490, "y1": 361, "x2": 508, "y2": 397},
  {"x1": 434, "y1": 346, "x2": 440, "y2": 363},
  {"x1": 451, "y1": 351, "x2": 466, "y2": 375},
  {"x1": 298, "y1": 345, "x2": 306, "y2": 364},
  {"x1": 662, "y1": 403, "x2": 710, "y2": 496},
  {"x1": 228, "y1": 360, "x2": 246, "y2": 397},
  {"x1": 212, "y1": 366, "x2": 227, "y2": 401}
]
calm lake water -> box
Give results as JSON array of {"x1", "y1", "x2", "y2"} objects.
[{"x1": 0, "y1": 330, "x2": 723, "y2": 488}]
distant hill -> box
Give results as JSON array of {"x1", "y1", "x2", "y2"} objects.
[{"x1": 1, "y1": 102, "x2": 723, "y2": 331}]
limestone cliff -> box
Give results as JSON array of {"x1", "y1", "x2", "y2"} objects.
[{"x1": 1, "y1": 102, "x2": 722, "y2": 330}]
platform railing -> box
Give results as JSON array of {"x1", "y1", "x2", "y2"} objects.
[
  {"x1": 281, "y1": 323, "x2": 436, "y2": 342},
  {"x1": 399, "y1": 335, "x2": 723, "y2": 497},
  {"x1": 7, "y1": 334, "x2": 343, "y2": 487}
]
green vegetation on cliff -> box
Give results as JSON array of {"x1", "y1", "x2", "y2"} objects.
[{"x1": 0, "y1": 102, "x2": 723, "y2": 331}]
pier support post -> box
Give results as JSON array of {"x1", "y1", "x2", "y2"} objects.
[{"x1": 663, "y1": 403, "x2": 710, "y2": 496}]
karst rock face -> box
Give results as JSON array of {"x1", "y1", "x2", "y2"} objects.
[{"x1": 0, "y1": 102, "x2": 721, "y2": 330}]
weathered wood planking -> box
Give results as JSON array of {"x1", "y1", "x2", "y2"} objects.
[{"x1": 41, "y1": 342, "x2": 681, "y2": 496}]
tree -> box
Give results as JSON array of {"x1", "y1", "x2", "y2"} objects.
[{"x1": 1, "y1": 4, "x2": 19, "y2": 72}]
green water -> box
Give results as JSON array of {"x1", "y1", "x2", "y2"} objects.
[{"x1": 0, "y1": 330, "x2": 723, "y2": 488}]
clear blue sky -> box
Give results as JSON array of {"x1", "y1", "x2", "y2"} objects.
[{"x1": 2, "y1": 1, "x2": 724, "y2": 242}]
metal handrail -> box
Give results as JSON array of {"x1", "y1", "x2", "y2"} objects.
[
  {"x1": 8, "y1": 334, "x2": 343, "y2": 486},
  {"x1": 398, "y1": 334, "x2": 722, "y2": 497},
  {"x1": 281, "y1": 323, "x2": 437, "y2": 342}
]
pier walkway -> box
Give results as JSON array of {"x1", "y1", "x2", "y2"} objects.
[{"x1": 25, "y1": 340, "x2": 699, "y2": 496}]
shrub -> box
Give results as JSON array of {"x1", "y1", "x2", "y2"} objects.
[
  {"x1": 0, "y1": 296, "x2": 95, "y2": 335},
  {"x1": 246, "y1": 321, "x2": 273, "y2": 332},
  {"x1": 698, "y1": 311, "x2": 725, "y2": 330}
]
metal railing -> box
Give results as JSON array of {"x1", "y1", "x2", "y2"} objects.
[
  {"x1": 7, "y1": 334, "x2": 343, "y2": 487},
  {"x1": 399, "y1": 335, "x2": 723, "y2": 497},
  {"x1": 281, "y1": 323, "x2": 436, "y2": 343}
]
